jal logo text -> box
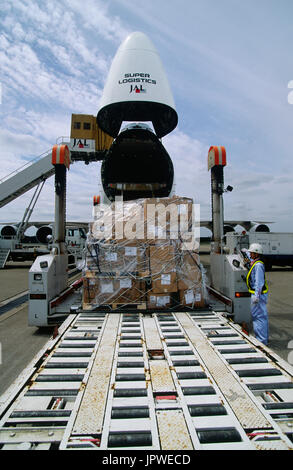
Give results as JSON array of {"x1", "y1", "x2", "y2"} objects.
[
  {"x1": 72, "y1": 139, "x2": 90, "y2": 148},
  {"x1": 130, "y1": 85, "x2": 146, "y2": 94}
]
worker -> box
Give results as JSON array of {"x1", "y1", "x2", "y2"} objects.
[{"x1": 244, "y1": 243, "x2": 269, "y2": 345}]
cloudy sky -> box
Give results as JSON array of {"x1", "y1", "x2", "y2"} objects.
[{"x1": 0, "y1": 0, "x2": 293, "y2": 233}]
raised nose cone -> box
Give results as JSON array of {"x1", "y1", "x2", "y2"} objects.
[{"x1": 97, "y1": 32, "x2": 178, "y2": 138}]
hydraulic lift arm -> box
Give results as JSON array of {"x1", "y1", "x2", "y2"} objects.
[{"x1": 28, "y1": 145, "x2": 76, "y2": 327}]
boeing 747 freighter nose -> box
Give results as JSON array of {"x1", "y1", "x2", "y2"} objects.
[
  {"x1": 97, "y1": 31, "x2": 178, "y2": 201},
  {"x1": 97, "y1": 31, "x2": 178, "y2": 138}
]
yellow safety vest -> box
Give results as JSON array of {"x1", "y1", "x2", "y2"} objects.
[{"x1": 246, "y1": 260, "x2": 268, "y2": 294}]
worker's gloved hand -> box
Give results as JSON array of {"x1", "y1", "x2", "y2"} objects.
[{"x1": 252, "y1": 295, "x2": 259, "y2": 304}]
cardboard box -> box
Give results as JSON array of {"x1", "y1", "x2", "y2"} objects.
[
  {"x1": 176, "y1": 251, "x2": 202, "y2": 290},
  {"x1": 147, "y1": 292, "x2": 172, "y2": 309},
  {"x1": 143, "y1": 196, "x2": 193, "y2": 240},
  {"x1": 83, "y1": 275, "x2": 144, "y2": 306},
  {"x1": 124, "y1": 240, "x2": 147, "y2": 270},
  {"x1": 90, "y1": 197, "x2": 195, "y2": 244},
  {"x1": 143, "y1": 195, "x2": 193, "y2": 220},
  {"x1": 151, "y1": 272, "x2": 178, "y2": 293},
  {"x1": 90, "y1": 201, "x2": 144, "y2": 241},
  {"x1": 112, "y1": 201, "x2": 145, "y2": 241},
  {"x1": 149, "y1": 245, "x2": 176, "y2": 274},
  {"x1": 85, "y1": 240, "x2": 146, "y2": 274},
  {"x1": 179, "y1": 287, "x2": 205, "y2": 308}
]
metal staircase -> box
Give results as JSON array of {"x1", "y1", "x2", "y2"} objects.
[
  {"x1": 0, "y1": 151, "x2": 54, "y2": 208},
  {"x1": 0, "y1": 248, "x2": 10, "y2": 268}
]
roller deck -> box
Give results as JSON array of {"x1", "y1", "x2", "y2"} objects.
[{"x1": 0, "y1": 308, "x2": 292, "y2": 450}]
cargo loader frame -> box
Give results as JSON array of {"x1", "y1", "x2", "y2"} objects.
[
  {"x1": 16, "y1": 144, "x2": 291, "y2": 451},
  {"x1": 0, "y1": 309, "x2": 292, "y2": 450}
]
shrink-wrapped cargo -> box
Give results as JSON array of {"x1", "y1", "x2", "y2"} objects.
[{"x1": 83, "y1": 196, "x2": 206, "y2": 309}]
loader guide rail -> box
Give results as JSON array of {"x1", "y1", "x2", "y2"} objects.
[
  {"x1": 0, "y1": 309, "x2": 292, "y2": 450},
  {"x1": 82, "y1": 304, "x2": 213, "y2": 314}
]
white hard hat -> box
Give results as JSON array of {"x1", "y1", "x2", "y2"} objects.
[{"x1": 248, "y1": 243, "x2": 263, "y2": 254}]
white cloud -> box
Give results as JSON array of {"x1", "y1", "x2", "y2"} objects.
[
  {"x1": 63, "y1": 0, "x2": 129, "y2": 43},
  {"x1": 163, "y1": 130, "x2": 209, "y2": 203},
  {"x1": 0, "y1": 0, "x2": 292, "y2": 234},
  {"x1": 0, "y1": 36, "x2": 102, "y2": 112},
  {"x1": 0, "y1": 128, "x2": 47, "y2": 178}
]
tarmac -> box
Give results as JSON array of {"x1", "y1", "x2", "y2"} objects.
[
  {"x1": 0, "y1": 262, "x2": 52, "y2": 396},
  {"x1": 0, "y1": 248, "x2": 293, "y2": 397}
]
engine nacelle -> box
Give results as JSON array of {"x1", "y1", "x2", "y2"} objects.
[
  {"x1": 250, "y1": 224, "x2": 270, "y2": 233},
  {"x1": 224, "y1": 225, "x2": 235, "y2": 234},
  {"x1": 0, "y1": 225, "x2": 17, "y2": 238},
  {"x1": 36, "y1": 225, "x2": 53, "y2": 244}
]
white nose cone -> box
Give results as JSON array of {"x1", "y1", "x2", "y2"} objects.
[{"x1": 97, "y1": 31, "x2": 178, "y2": 138}]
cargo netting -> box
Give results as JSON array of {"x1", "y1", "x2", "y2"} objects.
[{"x1": 81, "y1": 196, "x2": 207, "y2": 310}]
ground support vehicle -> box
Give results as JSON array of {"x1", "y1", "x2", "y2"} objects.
[{"x1": 0, "y1": 307, "x2": 293, "y2": 450}]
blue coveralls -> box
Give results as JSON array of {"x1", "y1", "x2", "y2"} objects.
[{"x1": 247, "y1": 259, "x2": 269, "y2": 345}]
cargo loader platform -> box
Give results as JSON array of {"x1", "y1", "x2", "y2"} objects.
[{"x1": 1, "y1": 309, "x2": 292, "y2": 450}]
